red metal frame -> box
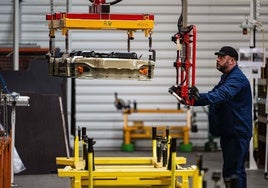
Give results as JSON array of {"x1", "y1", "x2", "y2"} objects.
[
  {"x1": 46, "y1": 0, "x2": 154, "y2": 21},
  {"x1": 174, "y1": 25, "x2": 197, "y2": 105},
  {"x1": 46, "y1": 12, "x2": 154, "y2": 21}
]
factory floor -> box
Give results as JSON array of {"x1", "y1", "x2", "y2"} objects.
[{"x1": 14, "y1": 150, "x2": 267, "y2": 188}]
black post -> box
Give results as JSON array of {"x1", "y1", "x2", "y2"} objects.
[
  {"x1": 82, "y1": 127, "x2": 87, "y2": 140},
  {"x1": 152, "y1": 127, "x2": 157, "y2": 140},
  {"x1": 88, "y1": 138, "x2": 95, "y2": 170},
  {"x1": 162, "y1": 137, "x2": 168, "y2": 167},
  {"x1": 83, "y1": 136, "x2": 88, "y2": 170},
  {"x1": 167, "y1": 138, "x2": 177, "y2": 170},
  {"x1": 156, "y1": 136, "x2": 162, "y2": 162},
  {"x1": 71, "y1": 78, "x2": 76, "y2": 136}
]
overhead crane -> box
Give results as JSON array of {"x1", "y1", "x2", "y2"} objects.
[{"x1": 45, "y1": 0, "x2": 155, "y2": 80}]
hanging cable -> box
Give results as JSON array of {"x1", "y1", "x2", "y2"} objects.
[{"x1": 0, "y1": 74, "x2": 11, "y2": 95}]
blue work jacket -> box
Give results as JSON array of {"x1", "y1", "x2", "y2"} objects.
[{"x1": 194, "y1": 65, "x2": 252, "y2": 138}]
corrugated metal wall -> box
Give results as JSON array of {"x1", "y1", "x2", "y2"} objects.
[{"x1": 0, "y1": 0, "x2": 267, "y2": 150}]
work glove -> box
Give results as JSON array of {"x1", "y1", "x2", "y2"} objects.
[{"x1": 189, "y1": 86, "x2": 200, "y2": 101}]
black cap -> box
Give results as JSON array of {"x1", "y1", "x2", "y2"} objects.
[{"x1": 215, "y1": 46, "x2": 238, "y2": 61}]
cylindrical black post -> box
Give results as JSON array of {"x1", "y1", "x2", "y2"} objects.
[
  {"x1": 196, "y1": 154, "x2": 203, "y2": 176},
  {"x1": 171, "y1": 138, "x2": 177, "y2": 152},
  {"x1": 88, "y1": 138, "x2": 94, "y2": 152},
  {"x1": 133, "y1": 100, "x2": 137, "y2": 110},
  {"x1": 71, "y1": 78, "x2": 76, "y2": 136},
  {"x1": 162, "y1": 138, "x2": 168, "y2": 167},
  {"x1": 167, "y1": 138, "x2": 177, "y2": 170},
  {"x1": 88, "y1": 138, "x2": 95, "y2": 170},
  {"x1": 166, "y1": 127, "x2": 170, "y2": 138},
  {"x1": 167, "y1": 144, "x2": 172, "y2": 170},
  {"x1": 156, "y1": 136, "x2": 162, "y2": 162},
  {"x1": 83, "y1": 138, "x2": 88, "y2": 170},
  {"x1": 152, "y1": 127, "x2": 157, "y2": 140},
  {"x1": 82, "y1": 127, "x2": 87, "y2": 140}
]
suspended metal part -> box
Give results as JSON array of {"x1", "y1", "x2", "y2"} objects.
[
  {"x1": 45, "y1": 0, "x2": 155, "y2": 80},
  {"x1": 47, "y1": 51, "x2": 154, "y2": 80}
]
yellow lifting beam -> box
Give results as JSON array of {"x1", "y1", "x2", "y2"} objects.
[{"x1": 60, "y1": 18, "x2": 154, "y2": 37}]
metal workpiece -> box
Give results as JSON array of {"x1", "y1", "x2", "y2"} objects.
[{"x1": 47, "y1": 54, "x2": 155, "y2": 80}]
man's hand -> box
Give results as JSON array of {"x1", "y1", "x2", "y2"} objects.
[
  {"x1": 189, "y1": 86, "x2": 200, "y2": 101},
  {"x1": 168, "y1": 85, "x2": 200, "y2": 106}
]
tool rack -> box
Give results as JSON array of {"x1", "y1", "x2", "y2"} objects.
[
  {"x1": 121, "y1": 108, "x2": 192, "y2": 152},
  {"x1": 56, "y1": 127, "x2": 204, "y2": 188}
]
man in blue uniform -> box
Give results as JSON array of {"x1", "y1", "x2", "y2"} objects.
[{"x1": 194, "y1": 46, "x2": 252, "y2": 188}]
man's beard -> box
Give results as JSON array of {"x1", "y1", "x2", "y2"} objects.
[{"x1": 216, "y1": 62, "x2": 228, "y2": 73}]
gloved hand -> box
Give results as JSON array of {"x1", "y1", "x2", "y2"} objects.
[
  {"x1": 189, "y1": 86, "x2": 200, "y2": 101},
  {"x1": 169, "y1": 85, "x2": 200, "y2": 106}
]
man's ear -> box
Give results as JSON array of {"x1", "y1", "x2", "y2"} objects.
[{"x1": 230, "y1": 58, "x2": 236, "y2": 65}]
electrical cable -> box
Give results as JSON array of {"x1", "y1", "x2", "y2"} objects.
[
  {"x1": 178, "y1": 0, "x2": 183, "y2": 30},
  {"x1": 0, "y1": 74, "x2": 11, "y2": 94},
  {"x1": 89, "y1": 0, "x2": 122, "y2": 5},
  {"x1": 109, "y1": 0, "x2": 122, "y2": 5},
  {"x1": 0, "y1": 74, "x2": 19, "y2": 101},
  {"x1": 174, "y1": 0, "x2": 184, "y2": 84}
]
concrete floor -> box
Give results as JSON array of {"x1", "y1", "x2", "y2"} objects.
[{"x1": 14, "y1": 150, "x2": 268, "y2": 188}]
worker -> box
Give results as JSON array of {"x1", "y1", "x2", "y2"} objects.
[{"x1": 193, "y1": 46, "x2": 252, "y2": 188}]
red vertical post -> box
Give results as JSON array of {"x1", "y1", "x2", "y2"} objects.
[{"x1": 192, "y1": 25, "x2": 197, "y2": 87}]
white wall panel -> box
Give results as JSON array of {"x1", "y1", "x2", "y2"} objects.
[{"x1": 0, "y1": 0, "x2": 267, "y2": 150}]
